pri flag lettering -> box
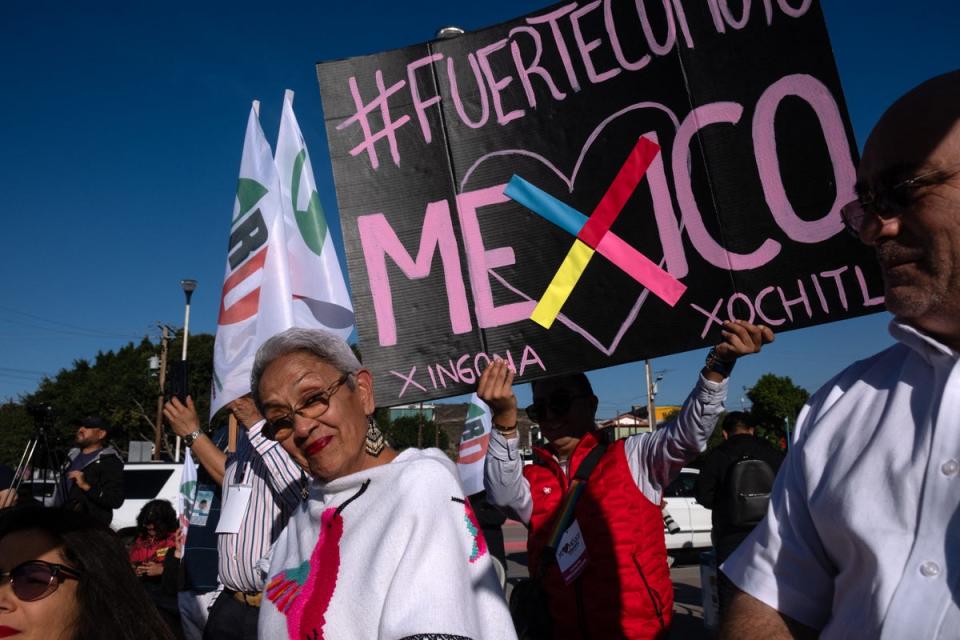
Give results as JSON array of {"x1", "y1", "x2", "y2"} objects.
[
  {"x1": 211, "y1": 103, "x2": 294, "y2": 418},
  {"x1": 456, "y1": 393, "x2": 492, "y2": 496},
  {"x1": 275, "y1": 90, "x2": 355, "y2": 341}
]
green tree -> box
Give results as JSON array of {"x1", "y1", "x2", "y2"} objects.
[
  {"x1": 747, "y1": 373, "x2": 809, "y2": 446},
  {"x1": 0, "y1": 332, "x2": 221, "y2": 466},
  {"x1": 0, "y1": 402, "x2": 34, "y2": 471}
]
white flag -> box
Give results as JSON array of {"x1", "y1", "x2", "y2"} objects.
[
  {"x1": 275, "y1": 90, "x2": 355, "y2": 340},
  {"x1": 456, "y1": 393, "x2": 493, "y2": 496},
  {"x1": 177, "y1": 448, "x2": 198, "y2": 539},
  {"x1": 211, "y1": 103, "x2": 294, "y2": 417}
]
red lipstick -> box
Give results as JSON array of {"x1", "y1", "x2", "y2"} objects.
[
  {"x1": 305, "y1": 436, "x2": 332, "y2": 456},
  {"x1": 0, "y1": 626, "x2": 22, "y2": 638}
]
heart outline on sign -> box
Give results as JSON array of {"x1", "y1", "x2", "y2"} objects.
[{"x1": 458, "y1": 101, "x2": 685, "y2": 356}]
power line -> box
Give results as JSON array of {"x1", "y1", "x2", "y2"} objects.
[
  {"x1": 0, "y1": 318, "x2": 137, "y2": 340},
  {"x1": 0, "y1": 373, "x2": 45, "y2": 383},
  {"x1": 0, "y1": 305, "x2": 144, "y2": 339},
  {"x1": 0, "y1": 367, "x2": 50, "y2": 376}
]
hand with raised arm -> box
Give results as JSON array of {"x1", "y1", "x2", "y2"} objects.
[
  {"x1": 703, "y1": 320, "x2": 775, "y2": 382},
  {"x1": 163, "y1": 395, "x2": 226, "y2": 485},
  {"x1": 477, "y1": 359, "x2": 518, "y2": 436},
  {"x1": 227, "y1": 395, "x2": 264, "y2": 430}
]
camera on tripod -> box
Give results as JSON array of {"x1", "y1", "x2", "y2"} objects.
[
  {"x1": 7, "y1": 403, "x2": 63, "y2": 499},
  {"x1": 26, "y1": 402, "x2": 55, "y2": 426}
]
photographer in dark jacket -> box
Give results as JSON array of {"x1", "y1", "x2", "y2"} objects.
[
  {"x1": 695, "y1": 411, "x2": 784, "y2": 612},
  {"x1": 54, "y1": 415, "x2": 124, "y2": 525}
]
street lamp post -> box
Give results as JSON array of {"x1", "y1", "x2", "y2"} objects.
[
  {"x1": 175, "y1": 279, "x2": 197, "y2": 462},
  {"x1": 180, "y1": 279, "x2": 197, "y2": 361},
  {"x1": 435, "y1": 26, "x2": 465, "y2": 39}
]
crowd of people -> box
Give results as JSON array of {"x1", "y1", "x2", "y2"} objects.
[{"x1": 1, "y1": 71, "x2": 958, "y2": 639}]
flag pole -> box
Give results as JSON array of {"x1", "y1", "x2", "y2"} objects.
[{"x1": 228, "y1": 415, "x2": 238, "y2": 454}]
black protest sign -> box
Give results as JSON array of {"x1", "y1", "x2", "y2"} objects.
[{"x1": 317, "y1": 0, "x2": 883, "y2": 405}]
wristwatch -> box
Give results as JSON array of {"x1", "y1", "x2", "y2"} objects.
[
  {"x1": 183, "y1": 429, "x2": 202, "y2": 447},
  {"x1": 704, "y1": 347, "x2": 736, "y2": 377}
]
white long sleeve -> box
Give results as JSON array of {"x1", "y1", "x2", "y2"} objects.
[
  {"x1": 483, "y1": 373, "x2": 727, "y2": 519},
  {"x1": 483, "y1": 430, "x2": 533, "y2": 525},
  {"x1": 624, "y1": 373, "x2": 727, "y2": 504}
]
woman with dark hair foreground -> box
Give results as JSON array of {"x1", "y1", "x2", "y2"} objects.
[
  {"x1": 0, "y1": 504, "x2": 174, "y2": 640},
  {"x1": 251, "y1": 327, "x2": 516, "y2": 640},
  {"x1": 130, "y1": 499, "x2": 184, "y2": 639}
]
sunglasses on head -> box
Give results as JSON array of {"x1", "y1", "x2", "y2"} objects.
[
  {"x1": 525, "y1": 390, "x2": 592, "y2": 422},
  {"x1": 0, "y1": 560, "x2": 81, "y2": 602}
]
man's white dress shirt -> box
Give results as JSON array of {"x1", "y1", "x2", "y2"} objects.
[{"x1": 723, "y1": 321, "x2": 960, "y2": 639}]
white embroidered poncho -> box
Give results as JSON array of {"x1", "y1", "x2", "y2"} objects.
[{"x1": 258, "y1": 447, "x2": 517, "y2": 640}]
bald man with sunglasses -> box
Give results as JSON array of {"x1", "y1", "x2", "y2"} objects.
[
  {"x1": 721, "y1": 71, "x2": 960, "y2": 640},
  {"x1": 479, "y1": 320, "x2": 772, "y2": 639}
]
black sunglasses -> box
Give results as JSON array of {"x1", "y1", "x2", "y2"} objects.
[
  {"x1": 0, "y1": 560, "x2": 81, "y2": 602},
  {"x1": 525, "y1": 391, "x2": 592, "y2": 422}
]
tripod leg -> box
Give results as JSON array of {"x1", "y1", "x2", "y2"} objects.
[
  {"x1": 41, "y1": 430, "x2": 65, "y2": 507},
  {"x1": 11, "y1": 437, "x2": 39, "y2": 493}
]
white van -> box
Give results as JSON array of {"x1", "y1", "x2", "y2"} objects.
[
  {"x1": 17, "y1": 462, "x2": 183, "y2": 534},
  {"x1": 112, "y1": 462, "x2": 183, "y2": 533},
  {"x1": 662, "y1": 467, "x2": 713, "y2": 551}
]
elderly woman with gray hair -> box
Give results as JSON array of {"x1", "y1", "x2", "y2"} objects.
[{"x1": 251, "y1": 327, "x2": 516, "y2": 640}]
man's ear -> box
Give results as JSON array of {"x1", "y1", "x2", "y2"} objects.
[{"x1": 354, "y1": 369, "x2": 376, "y2": 415}]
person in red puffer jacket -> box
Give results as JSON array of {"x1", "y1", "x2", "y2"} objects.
[{"x1": 480, "y1": 320, "x2": 772, "y2": 640}]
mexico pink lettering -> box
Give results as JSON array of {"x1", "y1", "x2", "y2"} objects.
[{"x1": 357, "y1": 73, "x2": 855, "y2": 348}]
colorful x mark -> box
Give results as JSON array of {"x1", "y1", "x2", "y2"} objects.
[{"x1": 504, "y1": 137, "x2": 687, "y2": 329}]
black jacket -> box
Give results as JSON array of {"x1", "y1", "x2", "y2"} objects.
[
  {"x1": 694, "y1": 434, "x2": 784, "y2": 557},
  {"x1": 58, "y1": 446, "x2": 125, "y2": 526}
]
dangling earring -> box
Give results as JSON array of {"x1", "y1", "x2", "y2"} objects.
[{"x1": 365, "y1": 416, "x2": 385, "y2": 456}]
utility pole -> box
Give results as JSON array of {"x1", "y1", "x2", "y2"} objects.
[
  {"x1": 645, "y1": 359, "x2": 657, "y2": 430},
  {"x1": 417, "y1": 401, "x2": 424, "y2": 448},
  {"x1": 153, "y1": 325, "x2": 170, "y2": 461}
]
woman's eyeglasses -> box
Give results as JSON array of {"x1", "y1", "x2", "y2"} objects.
[
  {"x1": 525, "y1": 391, "x2": 592, "y2": 422},
  {"x1": 263, "y1": 373, "x2": 351, "y2": 442},
  {"x1": 0, "y1": 560, "x2": 81, "y2": 602}
]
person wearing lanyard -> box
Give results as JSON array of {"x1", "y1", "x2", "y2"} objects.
[
  {"x1": 480, "y1": 321, "x2": 772, "y2": 639},
  {"x1": 164, "y1": 395, "x2": 307, "y2": 640}
]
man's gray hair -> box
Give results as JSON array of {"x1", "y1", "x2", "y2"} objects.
[{"x1": 250, "y1": 328, "x2": 362, "y2": 409}]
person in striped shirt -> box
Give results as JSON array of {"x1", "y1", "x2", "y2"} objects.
[{"x1": 164, "y1": 395, "x2": 307, "y2": 640}]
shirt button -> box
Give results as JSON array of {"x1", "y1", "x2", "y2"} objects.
[
  {"x1": 941, "y1": 459, "x2": 959, "y2": 476},
  {"x1": 919, "y1": 561, "x2": 941, "y2": 578}
]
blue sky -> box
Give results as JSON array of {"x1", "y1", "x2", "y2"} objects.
[{"x1": 1, "y1": 1, "x2": 958, "y2": 419}]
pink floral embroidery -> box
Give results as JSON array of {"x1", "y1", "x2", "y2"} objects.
[
  {"x1": 463, "y1": 499, "x2": 488, "y2": 564},
  {"x1": 266, "y1": 508, "x2": 344, "y2": 640}
]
